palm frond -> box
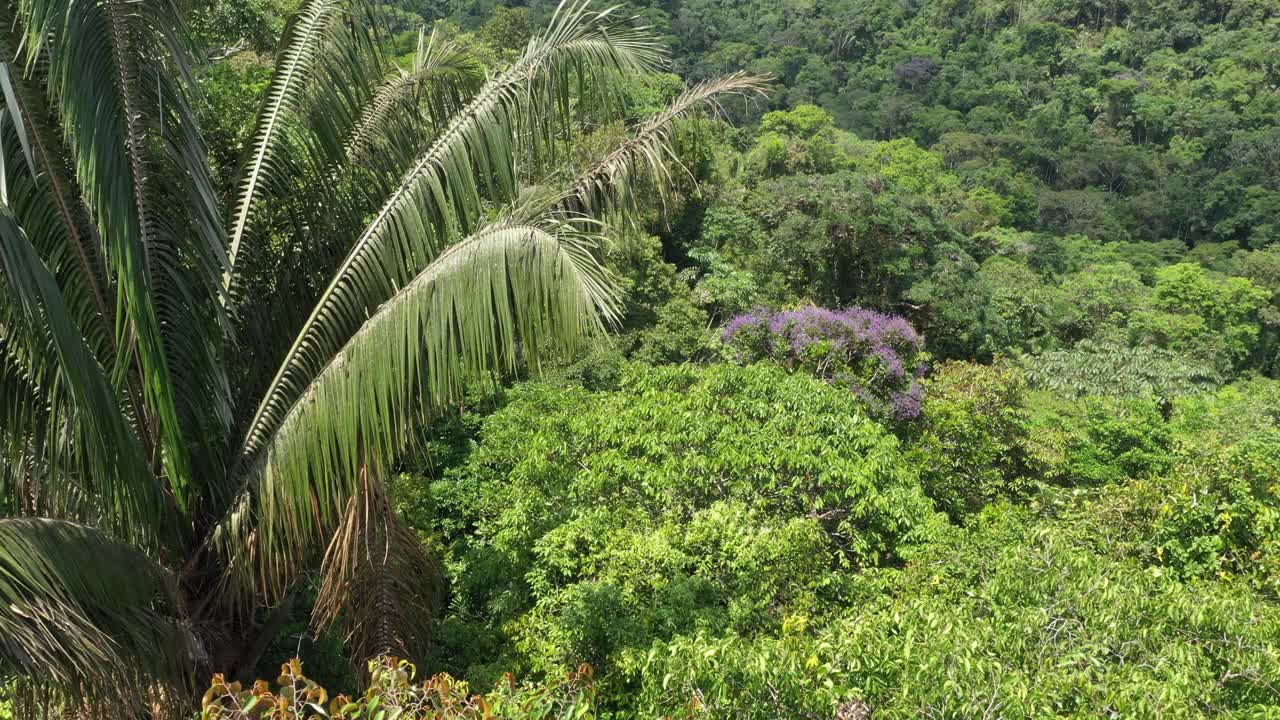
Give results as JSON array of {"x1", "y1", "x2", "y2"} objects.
[
  {"x1": 217, "y1": 220, "x2": 617, "y2": 596},
  {"x1": 0, "y1": 35, "x2": 118, "y2": 375},
  {"x1": 233, "y1": 0, "x2": 661, "y2": 472},
  {"x1": 0, "y1": 205, "x2": 167, "y2": 549},
  {"x1": 225, "y1": 0, "x2": 386, "y2": 282},
  {"x1": 505, "y1": 72, "x2": 769, "y2": 231},
  {"x1": 564, "y1": 72, "x2": 770, "y2": 215},
  {"x1": 14, "y1": 0, "x2": 231, "y2": 511},
  {"x1": 0, "y1": 64, "x2": 35, "y2": 176},
  {"x1": 0, "y1": 110, "x2": 112, "y2": 374},
  {"x1": 0, "y1": 340, "x2": 49, "y2": 516},
  {"x1": 342, "y1": 27, "x2": 484, "y2": 166},
  {"x1": 0, "y1": 518, "x2": 192, "y2": 717},
  {"x1": 313, "y1": 464, "x2": 441, "y2": 667}
]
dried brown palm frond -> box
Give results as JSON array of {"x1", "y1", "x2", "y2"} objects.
[{"x1": 313, "y1": 462, "x2": 441, "y2": 668}]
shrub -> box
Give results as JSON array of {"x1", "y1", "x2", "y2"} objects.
[
  {"x1": 1172, "y1": 376, "x2": 1280, "y2": 447},
  {"x1": 201, "y1": 657, "x2": 595, "y2": 719},
  {"x1": 1100, "y1": 421, "x2": 1280, "y2": 595},
  {"x1": 907, "y1": 362, "x2": 1039, "y2": 518},
  {"x1": 428, "y1": 364, "x2": 939, "y2": 685},
  {"x1": 1068, "y1": 399, "x2": 1174, "y2": 485},
  {"x1": 1028, "y1": 395, "x2": 1174, "y2": 486},
  {"x1": 1148, "y1": 434, "x2": 1280, "y2": 593},
  {"x1": 1128, "y1": 263, "x2": 1270, "y2": 373},
  {"x1": 628, "y1": 508, "x2": 1280, "y2": 718},
  {"x1": 1041, "y1": 382, "x2": 1280, "y2": 592},
  {"x1": 722, "y1": 306, "x2": 928, "y2": 420},
  {"x1": 630, "y1": 295, "x2": 715, "y2": 365}
]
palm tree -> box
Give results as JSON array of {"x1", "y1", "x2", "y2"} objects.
[{"x1": 0, "y1": 0, "x2": 764, "y2": 713}]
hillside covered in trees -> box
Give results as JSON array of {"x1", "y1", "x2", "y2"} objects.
[{"x1": 2, "y1": 0, "x2": 1280, "y2": 717}]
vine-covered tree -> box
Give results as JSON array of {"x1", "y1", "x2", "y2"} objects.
[{"x1": 0, "y1": 0, "x2": 763, "y2": 713}]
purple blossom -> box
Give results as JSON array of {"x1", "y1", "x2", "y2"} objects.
[
  {"x1": 723, "y1": 310, "x2": 765, "y2": 340},
  {"x1": 722, "y1": 305, "x2": 928, "y2": 421},
  {"x1": 890, "y1": 382, "x2": 925, "y2": 421}
]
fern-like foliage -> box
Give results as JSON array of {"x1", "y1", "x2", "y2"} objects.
[{"x1": 1024, "y1": 340, "x2": 1221, "y2": 400}]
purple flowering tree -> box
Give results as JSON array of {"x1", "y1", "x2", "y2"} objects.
[{"x1": 723, "y1": 306, "x2": 929, "y2": 420}]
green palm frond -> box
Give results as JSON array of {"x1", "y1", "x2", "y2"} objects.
[
  {"x1": 1, "y1": 109, "x2": 111, "y2": 371},
  {"x1": 225, "y1": 0, "x2": 341, "y2": 276},
  {"x1": 565, "y1": 72, "x2": 769, "y2": 214},
  {"x1": 0, "y1": 0, "x2": 767, "y2": 708},
  {"x1": 343, "y1": 27, "x2": 484, "y2": 167},
  {"x1": 233, "y1": 0, "x2": 661, "y2": 473},
  {"x1": 226, "y1": 0, "x2": 387, "y2": 282},
  {"x1": 0, "y1": 518, "x2": 192, "y2": 717},
  {"x1": 0, "y1": 65, "x2": 34, "y2": 177},
  {"x1": 0, "y1": 205, "x2": 167, "y2": 548},
  {"x1": 218, "y1": 219, "x2": 617, "y2": 595},
  {"x1": 0, "y1": 340, "x2": 48, "y2": 515},
  {"x1": 13, "y1": 0, "x2": 231, "y2": 511},
  {"x1": 509, "y1": 72, "x2": 770, "y2": 224}
]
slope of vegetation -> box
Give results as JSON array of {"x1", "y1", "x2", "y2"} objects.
[{"x1": 3, "y1": 0, "x2": 1280, "y2": 717}]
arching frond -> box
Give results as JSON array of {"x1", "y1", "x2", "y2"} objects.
[
  {"x1": 13, "y1": 0, "x2": 231, "y2": 511},
  {"x1": 565, "y1": 72, "x2": 770, "y2": 215},
  {"x1": 0, "y1": 340, "x2": 49, "y2": 515},
  {"x1": 506, "y1": 72, "x2": 770, "y2": 228},
  {"x1": 0, "y1": 205, "x2": 166, "y2": 549},
  {"x1": 0, "y1": 518, "x2": 192, "y2": 717},
  {"x1": 1, "y1": 109, "x2": 112, "y2": 373},
  {"x1": 343, "y1": 27, "x2": 484, "y2": 166},
  {"x1": 1, "y1": 34, "x2": 130, "y2": 407},
  {"x1": 217, "y1": 220, "x2": 618, "y2": 596},
  {"x1": 233, "y1": 0, "x2": 661, "y2": 474},
  {"x1": 226, "y1": 0, "x2": 384, "y2": 280}
]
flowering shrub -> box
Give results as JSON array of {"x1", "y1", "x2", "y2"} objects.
[
  {"x1": 201, "y1": 658, "x2": 595, "y2": 720},
  {"x1": 723, "y1": 306, "x2": 928, "y2": 420}
]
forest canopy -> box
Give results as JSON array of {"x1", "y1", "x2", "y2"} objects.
[{"x1": 3, "y1": 0, "x2": 1280, "y2": 717}]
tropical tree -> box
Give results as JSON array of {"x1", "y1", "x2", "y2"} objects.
[{"x1": 0, "y1": 0, "x2": 765, "y2": 713}]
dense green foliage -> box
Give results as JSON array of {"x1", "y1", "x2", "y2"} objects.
[
  {"x1": 425, "y1": 364, "x2": 938, "y2": 687},
  {"x1": 0, "y1": 0, "x2": 753, "y2": 715},
  {"x1": 624, "y1": 0, "x2": 1280, "y2": 251},
  {"x1": 7, "y1": 0, "x2": 1280, "y2": 716},
  {"x1": 634, "y1": 506, "x2": 1280, "y2": 718},
  {"x1": 393, "y1": 364, "x2": 1280, "y2": 717}
]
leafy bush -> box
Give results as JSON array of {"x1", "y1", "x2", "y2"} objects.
[
  {"x1": 201, "y1": 657, "x2": 595, "y2": 719},
  {"x1": 1028, "y1": 395, "x2": 1174, "y2": 486},
  {"x1": 907, "y1": 362, "x2": 1039, "y2": 518},
  {"x1": 628, "y1": 507, "x2": 1280, "y2": 719},
  {"x1": 1068, "y1": 400, "x2": 1174, "y2": 485},
  {"x1": 629, "y1": 295, "x2": 715, "y2": 365},
  {"x1": 1145, "y1": 434, "x2": 1280, "y2": 594},
  {"x1": 1097, "y1": 386, "x2": 1280, "y2": 594},
  {"x1": 428, "y1": 364, "x2": 940, "y2": 685},
  {"x1": 722, "y1": 306, "x2": 928, "y2": 420},
  {"x1": 1028, "y1": 384, "x2": 1278, "y2": 592},
  {"x1": 1128, "y1": 263, "x2": 1271, "y2": 373},
  {"x1": 1172, "y1": 377, "x2": 1280, "y2": 447}
]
